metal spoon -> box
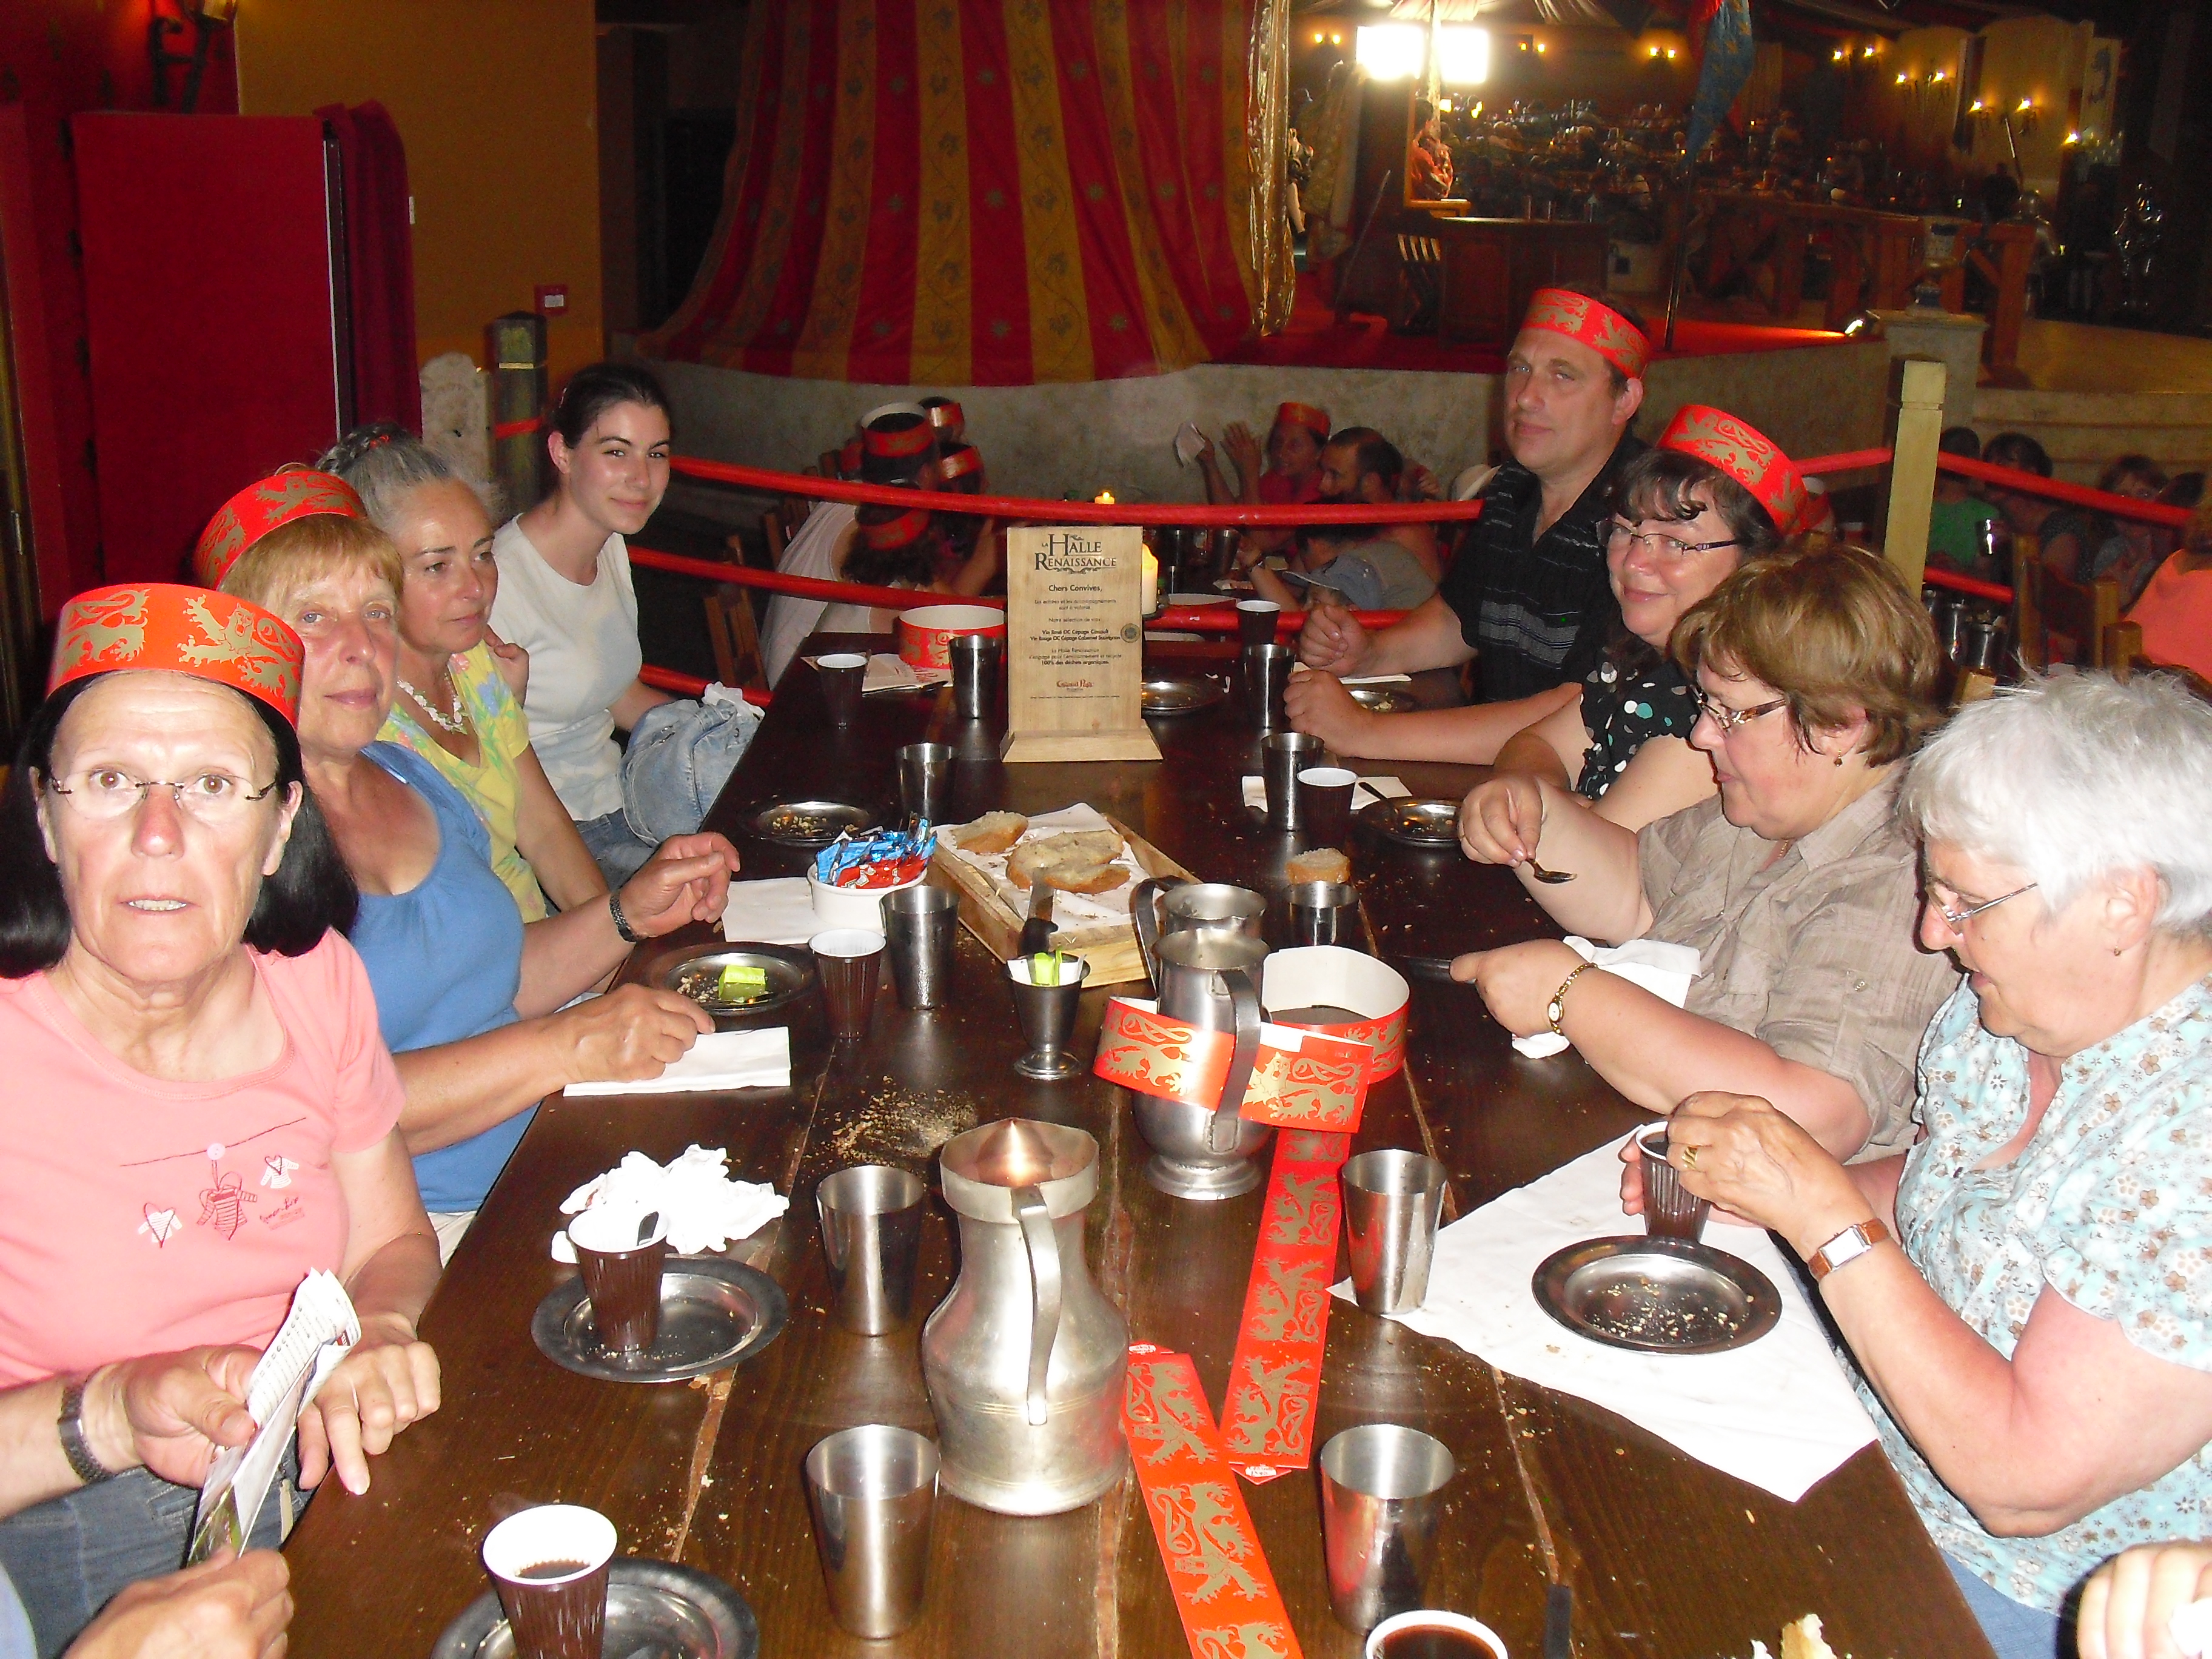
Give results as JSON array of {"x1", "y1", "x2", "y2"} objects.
[
  {"x1": 635, "y1": 1211, "x2": 660, "y2": 1247},
  {"x1": 1523, "y1": 857, "x2": 1576, "y2": 885}
]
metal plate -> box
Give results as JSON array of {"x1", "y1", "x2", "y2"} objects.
[
  {"x1": 531, "y1": 1258, "x2": 789, "y2": 1384},
  {"x1": 732, "y1": 798, "x2": 878, "y2": 847},
  {"x1": 1347, "y1": 686, "x2": 1416, "y2": 716},
  {"x1": 1532, "y1": 1236, "x2": 1782, "y2": 1355},
  {"x1": 431, "y1": 1558, "x2": 759, "y2": 1659},
  {"x1": 1360, "y1": 797, "x2": 1461, "y2": 848},
  {"x1": 1142, "y1": 674, "x2": 1226, "y2": 716},
  {"x1": 649, "y1": 943, "x2": 817, "y2": 1025}
]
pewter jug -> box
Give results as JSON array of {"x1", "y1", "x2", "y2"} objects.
[
  {"x1": 1130, "y1": 879, "x2": 1266, "y2": 988},
  {"x1": 1133, "y1": 931, "x2": 1273, "y2": 1200},
  {"x1": 921, "y1": 1121, "x2": 1127, "y2": 1515}
]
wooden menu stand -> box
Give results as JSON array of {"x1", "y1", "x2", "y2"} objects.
[{"x1": 999, "y1": 525, "x2": 1161, "y2": 764}]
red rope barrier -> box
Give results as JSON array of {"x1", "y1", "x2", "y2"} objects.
[
  {"x1": 1922, "y1": 566, "x2": 2014, "y2": 603},
  {"x1": 667, "y1": 455, "x2": 1485, "y2": 526},
  {"x1": 1937, "y1": 454, "x2": 2191, "y2": 529},
  {"x1": 1796, "y1": 447, "x2": 1894, "y2": 475}
]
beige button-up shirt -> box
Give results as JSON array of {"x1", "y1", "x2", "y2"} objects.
[{"x1": 1636, "y1": 771, "x2": 1959, "y2": 1159}]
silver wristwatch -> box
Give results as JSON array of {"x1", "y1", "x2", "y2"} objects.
[
  {"x1": 58, "y1": 1376, "x2": 115, "y2": 1486},
  {"x1": 1806, "y1": 1219, "x2": 1891, "y2": 1281}
]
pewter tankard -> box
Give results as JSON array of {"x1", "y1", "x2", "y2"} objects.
[
  {"x1": 1132, "y1": 931, "x2": 1273, "y2": 1199},
  {"x1": 1130, "y1": 878, "x2": 1267, "y2": 988},
  {"x1": 921, "y1": 1121, "x2": 1127, "y2": 1515}
]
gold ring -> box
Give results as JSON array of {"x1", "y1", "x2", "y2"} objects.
[{"x1": 1683, "y1": 1145, "x2": 1699, "y2": 1170}]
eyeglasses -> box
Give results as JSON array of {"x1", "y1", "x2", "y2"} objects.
[
  {"x1": 1691, "y1": 689, "x2": 1788, "y2": 733},
  {"x1": 1921, "y1": 869, "x2": 2038, "y2": 931},
  {"x1": 44, "y1": 768, "x2": 281, "y2": 825},
  {"x1": 1606, "y1": 521, "x2": 1742, "y2": 561}
]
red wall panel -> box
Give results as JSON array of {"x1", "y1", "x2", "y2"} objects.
[{"x1": 73, "y1": 113, "x2": 338, "y2": 585}]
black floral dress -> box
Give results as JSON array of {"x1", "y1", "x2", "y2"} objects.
[{"x1": 1572, "y1": 654, "x2": 1698, "y2": 800}]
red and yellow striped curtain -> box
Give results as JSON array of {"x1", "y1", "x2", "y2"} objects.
[{"x1": 645, "y1": 0, "x2": 1289, "y2": 385}]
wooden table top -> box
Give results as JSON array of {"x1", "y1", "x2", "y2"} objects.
[{"x1": 282, "y1": 641, "x2": 1992, "y2": 1659}]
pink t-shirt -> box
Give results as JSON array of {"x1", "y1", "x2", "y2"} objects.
[
  {"x1": 2128, "y1": 557, "x2": 2212, "y2": 682},
  {"x1": 0, "y1": 932, "x2": 404, "y2": 1387}
]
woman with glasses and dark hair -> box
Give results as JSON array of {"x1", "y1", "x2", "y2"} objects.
[
  {"x1": 1455, "y1": 545, "x2": 1957, "y2": 1163},
  {"x1": 1650, "y1": 672, "x2": 2212, "y2": 1659},
  {"x1": 0, "y1": 584, "x2": 441, "y2": 1651}
]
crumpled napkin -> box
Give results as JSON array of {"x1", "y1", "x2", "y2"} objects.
[
  {"x1": 563, "y1": 1028, "x2": 791, "y2": 1095},
  {"x1": 1239, "y1": 775, "x2": 1410, "y2": 814},
  {"x1": 864, "y1": 653, "x2": 948, "y2": 693},
  {"x1": 1512, "y1": 936, "x2": 1701, "y2": 1058},
  {"x1": 551, "y1": 1144, "x2": 789, "y2": 1261},
  {"x1": 720, "y1": 876, "x2": 820, "y2": 946},
  {"x1": 1331, "y1": 1133, "x2": 1878, "y2": 1502}
]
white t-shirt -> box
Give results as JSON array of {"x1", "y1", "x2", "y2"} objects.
[
  {"x1": 760, "y1": 503, "x2": 883, "y2": 686},
  {"x1": 489, "y1": 518, "x2": 641, "y2": 821}
]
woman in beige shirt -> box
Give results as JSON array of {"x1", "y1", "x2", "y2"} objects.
[{"x1": 1453, "y1": 546, "x2": 1959, "y2": 1159}]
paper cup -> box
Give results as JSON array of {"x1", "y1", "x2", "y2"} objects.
[{"x1": 482, "y1": 1505, "x2": 618, "y2": 1659}]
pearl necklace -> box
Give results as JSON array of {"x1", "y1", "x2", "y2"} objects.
[{"x1": 397, "y1": 666, "x2": 471, "y2": 736}]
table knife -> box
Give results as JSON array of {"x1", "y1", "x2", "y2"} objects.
[{"x1": 1018, "y1": 877, "x2": 1056, "y2": 957}]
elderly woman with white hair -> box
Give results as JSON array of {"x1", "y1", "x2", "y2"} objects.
[{"x1": 1644, "y1": 672, "x2": 2212, "y2": 1659}]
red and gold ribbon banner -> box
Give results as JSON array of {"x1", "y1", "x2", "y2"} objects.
[
  {"x1": 1219, "y1": 1130, "x2": 1351, "y2": 1483},
  {"x1": 1093, "y1": 998, "x2": 1376, "y2": 1134},
  {"x1": 1124, "y1": 1347, "x2": 1304, "y2": 1659}
]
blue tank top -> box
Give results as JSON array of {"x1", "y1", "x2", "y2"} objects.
[{"x1": 349, "y1": 743, "x2": 529, "y2": 1212}]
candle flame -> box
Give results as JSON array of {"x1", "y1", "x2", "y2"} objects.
[{"x1": 1094, "y1": 490, "x2": 1116, "y2": 504}]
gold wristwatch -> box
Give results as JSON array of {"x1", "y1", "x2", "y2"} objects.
[{"x1": 1545, "y1": 962, "x2": 1596, "y2": 1037}]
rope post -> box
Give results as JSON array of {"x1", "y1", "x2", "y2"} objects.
[
  {"x1": 488, "y1": 312, "x2": 546, "y2": 517},
  {"x1": 1883, "y1": 358, "x2": 1946, "y2": 594}
]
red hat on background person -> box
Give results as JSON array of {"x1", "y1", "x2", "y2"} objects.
[
  {"x1": 1657, "y1": 404, "x2": 1812, "y2": 535},
  {"x1": 937, "y1": 442, "x2": 985, "y2": 492},
  {"x1": 859, "y1": 404, "x2": 939, "y2": 487},
  {"x1": 193, "y1": 469, "x2": 364, "y2": 589},
  {"x1": 49, "y1": 583, "x2": 304, "y2": 724},
  {"x1": 920, "y1": 396, "x2": 966, "y2": 445},
  {"x1": 1273, "y1": 401, "x2": 1331, "y2": 441},
  {"x1": 1520, "y1": 287, "x2": 1651, "y2": 383}
]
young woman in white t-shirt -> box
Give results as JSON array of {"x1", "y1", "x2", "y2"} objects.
[{"x1": 489, "y1": 363, "x2": 679, "y2": 883}]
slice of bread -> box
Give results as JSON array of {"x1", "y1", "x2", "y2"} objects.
[
  {"x1": 945, "y1": 810, "x2": 1028, "y2": 857},
  {"x1": 1285, "y1": 847, "x2": 1351, "y2": 885},
  {"x1": 1039, "y1": 859, "x2": 1128, "y2": 895},
  {"x1": 1779, "y1": 1615, "x2": 1837, "y2": 1659},
  {"x1": 1008, "y1": 828, "x2": 1125, "y2": 889}
]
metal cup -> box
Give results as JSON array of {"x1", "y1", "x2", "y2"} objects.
[
  {"x1": 481, "y1": 1504, "x2": 618, "y2": 1659},
  {"x1": 1290, "y1": 880, "x2": 1359, "y2": 947},
  {"x1": 1236, "y1": 597, "x2": 1282, "y2": 648},
  {"x1": 1262, "y1": 731, "x2": 1327, "y2": 829},
  {"x1": 1342, "y1": 1150, "x2": 1449, "y2": 1315},
  {"x1": 1297, "y1": 766, "x2": 1359, "y2": 846},
  {"x1": 1636, "y1": 1124, "x2": 1711, "y2": 1242},
  {"x1": 817, "y1": 651, "x2": 868, "y2": 728},
  {"x1": 1243, "y1": 642, "x2": 1294, "y2": 726},
  {"x1": 1365, "y1": 1610, "x2": 1510, "y2": 1659},
  {"x1": 1319, "y1": 1424, "x2": 1457, "y2": 1634},
  {"x1": 803, "y1": 1425, "x2": 940, "y2": 1639},
  {"x1": 883, "y1": 885, "x2": 959, "y2": 1010},
  {"x1": 817, "y1": 1165, "x2": 927, "y2": 1334},
  {"x1": 811, "y1": 928, "x2": 886, "y2": 1043},
  {"x1": 896, "y1": 742, "x2": 954, "y2": 823},
  {"x1": 1008, "y1": 954, "x2": 1090, "y2": 1080},
  {"x1": 568, "y1": 1207, "x2": 671, "y2": 1355},
  {"x1": 950, "y1": 632, "x2": 1000, "y2": 720}
]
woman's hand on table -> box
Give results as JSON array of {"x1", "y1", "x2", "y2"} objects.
[
  {"x1": 2079, "y1": 1542, "x2": 2212, "y2": 1659},
  {"x1": 84, "y1": 1347, "x2": 262, "y2": 1487},
  {"x1": 1297, "y1": 597, "x2": 1367, "y2": 675},
  {"x1": 65, "y1": 1550, "x2": 292, "y2": 1659},
  {"x1": 1458, "y1": 774, "x2": 1547, "y2": 868},
  {"x1": 1283, "y1": 669, "x2": 1375, "y2": 754},
  {"x1": 1449, "y1": 939, "x2": 1584, "y2": 1037},
  {"x1": 617, "y1": 833, "x2": 740, "y2": 935},
  {"x1": 551, "y1": 984, "x2": 712, "y2": 1087},
  {"x1": 1660, "y1": 1091, "x2": 1875, "y2": 1256},
  {"x1": 296, "y1": 1312, "x2": 440, "y2": 1495}
]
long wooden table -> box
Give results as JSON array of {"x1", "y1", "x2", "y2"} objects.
[{"x1": 283, "y1": 640, "x2": 1993, "y2": 1658}]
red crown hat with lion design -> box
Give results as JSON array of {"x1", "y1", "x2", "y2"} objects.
[
  {"x1": 1657, "y1": 404, "x2": 1811, "y2": 535},
  {"x1": 1273, "y1": 401, "x2": 1331, "y2": 440},
  {"x1": 1520, "y1": 288, "x2": 1651, "y2": 381},
  {"x1": 50, "y1": 584, "x2": 304, "y2": 724},
  {"x1": 193, "y1": 469, "x2": 364, "y2": 589}
]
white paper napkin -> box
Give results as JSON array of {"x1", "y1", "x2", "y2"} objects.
[
  {"x1": 564, "y1": 1028, "x2": 791, "y2": 1096},
  {"x1": 1239, "y1": 775, "x2": 1412, "y2": 813},
  {"x1": 1512, "y1": 936, "x2": 1701, "y2": 1058},
  {"x1": 720, "y1": 876, "x2": 821, "y2": 946},
  {"x1": 551, "y1": 1144, "x2": 790, "y2": 1261},
  {"x1": 864, "y1": 653, "x2": 949, "y2": 693},
  {"x1": 1289, "y1": 662, "x2": 1415, "y2": 687},
  {"x1": 953, "y1": 803, "x2": 1142, "y2": 928},
  {"x1": 1332, "y1": 1134, "x2": 1877, "y2": 1501}
]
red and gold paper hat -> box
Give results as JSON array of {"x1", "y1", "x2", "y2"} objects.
[
  {"x1": 193, "y1": 469, "x2": 363, "y2": 589},
  {"x1": 50, "y1": 583, "x2": 303, "y2": 723},
  {"x1": 937, "y1": 443, "x2": 984, "y2": 484},
  {"x1": 1658, "y1": 404, "x2": 1810, "y2": 534},
  {"x1": 863, "y1": 417, "x2": 936, "y2": 461},
  {"x1": 1273, "y1": 401, "x2": 1331, "y2": 440},
  {"x1": 1521, "y1": 287, "x2": 1650, "y2": 381},
  {"x1": 860, "y1": 506, "x2": 933, "y2": 550},
  {"x1": 921, "y1": 398, "x2": 966, "y2": 440}
]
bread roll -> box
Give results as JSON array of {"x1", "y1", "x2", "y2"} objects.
[
  {"x1": 1285, "y1": 847, "x2": 1351, "y2": 885},
  {"x1": 946, "y1": 810, "x2": 1028, "y2": 857},
  {"x1": 1008, "y1": 828, "x2": 1126, "y2": 888}
]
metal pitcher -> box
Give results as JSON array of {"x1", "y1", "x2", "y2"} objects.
[
  {"x1": 921, "y1": 1120, "x2": 1127, "y2": 1515},
  {"x1": 1130, "y1": 879, "x2": 1267, "y2": 988},
  {"x1": 1132, "y1": 931, "x2": 1273, "y2": 1200}
]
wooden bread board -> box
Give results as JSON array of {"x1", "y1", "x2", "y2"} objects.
[{"x1": 929, "y1": 814, "x2": 1195, "y2": 987}]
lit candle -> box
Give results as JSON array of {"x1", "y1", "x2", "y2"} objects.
[
  {"x1": 1140, "y1": 548, "x2": 1158, "y2": 615},
  {"x1": 1095, "y1": 489, "x2": 1116, "y2": 504}
]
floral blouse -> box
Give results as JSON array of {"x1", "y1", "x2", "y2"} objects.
[
  {"x1": 1572, "y1": 653, "x2": 1697, "y2": 800},
  {"x1": 1866, "y1": 976, "x2": 2212, "y2": 1612}
]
